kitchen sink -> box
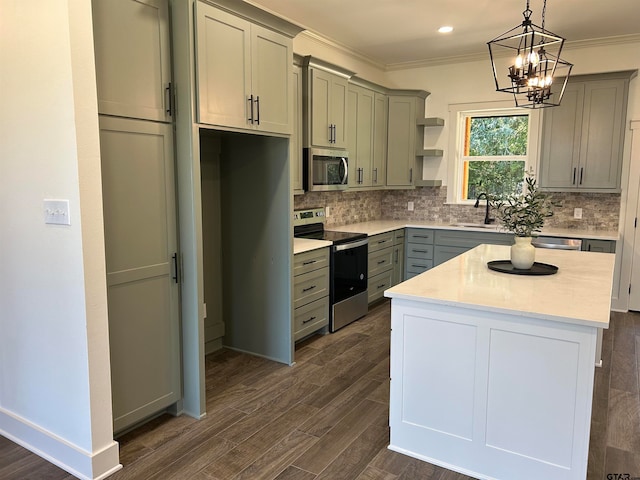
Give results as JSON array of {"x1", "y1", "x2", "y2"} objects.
[{"x1": 448, "y1": 222, "x2": 500, "y2": 229}]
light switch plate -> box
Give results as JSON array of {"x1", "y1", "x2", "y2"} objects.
[
  {"x1": 408, "y1": 201, "x2": 414, "y2": 211},
  {"x1": 44, "y1": 199, "x2": 71, "y2": 225}
]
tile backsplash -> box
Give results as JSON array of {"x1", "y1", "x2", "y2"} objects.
[{"x1": 294, "y1": 187, "x2": 620, "y2": 231}]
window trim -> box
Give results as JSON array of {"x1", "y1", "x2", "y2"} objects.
[{"x1": 446, "y1": 100, "x2": 541, "y2": 204}]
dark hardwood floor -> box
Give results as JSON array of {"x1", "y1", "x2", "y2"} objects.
[{"x1": 2, "y1": 302, "x2": 640, "y2": 479}]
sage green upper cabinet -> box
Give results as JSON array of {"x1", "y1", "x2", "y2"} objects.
[
  {"x1": 347, "y1": 84, "x2": 375, "y2": 187},
  {"x1": 291, "y1": 62, "x2": 303, "y2": 194},
  {"x1": 92, "y1": 0, "x2": 172, "y2": 122},
  {"x1": 195, "y1": 1, "x2": 295, "y2": 134},
  {"x1": 540, "y1": 72, "x2": 631, "y2": 192},
  {"x1": 372, "y1": 92, "x2": 388, "y2": 187},
  {"x1": 303, "y1": 57, "x2": 353, "y2": 149},
  {"x1": 387, "y1": 92, "x2": 428, "y2": 187}
]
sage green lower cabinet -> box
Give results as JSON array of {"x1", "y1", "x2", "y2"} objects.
[
  {"x1": 293, "y1": 248, "x2": 330, "y2": 341},
  {"x1": 392, "y1": 229, "x2": 405, "y2": 285},
  {"x1": 368, "y1": 231, "x2": 395, "y2": 303},
  {"x1": 433, "y1": 230, "x2": 513, "y2": 266},
  {"x1": 405, "y1": 228, "x2": 435, "y2": 279},
  {"x1": 582, "y1": 239, "x2": 616, "y2": 253}
]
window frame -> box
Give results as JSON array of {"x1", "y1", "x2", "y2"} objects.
[{"x1": 446, "y1": 101, "x2": 541, "y2": 205}]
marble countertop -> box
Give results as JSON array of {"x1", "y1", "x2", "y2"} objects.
[
  {"x1": 332, "y1": 219, "x2": 619, "y2": 240},
  {"x1": 384, "y1": 244, "x2": 615, "y2": 328},
  {"x1": 293, "y1": 237, "x2": 332, "y2": 255}
]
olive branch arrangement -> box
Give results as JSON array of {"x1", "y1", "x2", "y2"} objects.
[{"x1": 491, "y1": 176, "x2": 555, "y2": 237}]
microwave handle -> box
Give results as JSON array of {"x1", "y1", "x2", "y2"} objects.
[{"x1": 341, "y1": 157, "x2": 348, "y2": 184}]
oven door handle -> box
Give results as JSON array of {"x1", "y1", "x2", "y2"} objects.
[{"x1": 332, "y1": 238, "x2": 369, "y2": 252}]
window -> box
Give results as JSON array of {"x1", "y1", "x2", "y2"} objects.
[{"x1": 448, "y1": 104, "x2": 539, "y2": 204}]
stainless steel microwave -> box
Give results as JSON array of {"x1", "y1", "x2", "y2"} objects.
[{"x1": 303, "y1": 148, "x2": 349, "y2": 192}]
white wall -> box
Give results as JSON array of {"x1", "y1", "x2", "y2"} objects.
[{"x1": 0, "y1": 1, "x2": 119, "y2": 478}]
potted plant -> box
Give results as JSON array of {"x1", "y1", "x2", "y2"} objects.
[{"x1": 491, "y1": 176, "x2": 554, "y2": 269}]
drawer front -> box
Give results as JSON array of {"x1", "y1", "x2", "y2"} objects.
[
  {"x1": 294, "y1": 247, "x2": 329, "y2": 276},
  {"x1": 393, "y1": 228, "x2": 405, "y2": 244},
  {"x1": 294, "y1": 296, "x2": 329, "y2": 341},
  {"x1": 406, "y1": 258, "x2": 433, "y2": 275},
  {"x1": 368, "y1": 246, "x2": 394, "y2": 277},
  {"x1": 293, "y1": 267, "x2": 329, "y2": 308},
  {"x1": 368, "y1": 270, "x2": 394, "y2": 304},
  {"x1": 369, "y1": 232, "x2": 395, "y2": 253},
  {"x1": 433, "y1": 245, "x2": 469, "y2": 266},
  {"x1": 434, "y1": 230, "x2": 512, "y2": 248},
  {"x1": 407, "y1": 243, "x2": 433, "y2": 260},
  {"x1": 407, "y1": 228, "x2": 434, "y2": 244}
]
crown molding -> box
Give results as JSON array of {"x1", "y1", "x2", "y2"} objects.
[{"x1": 298, "y1": 30, "x2": 386, "y2": 72}]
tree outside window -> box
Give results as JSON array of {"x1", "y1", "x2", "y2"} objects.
[{"x1": 461, "y1": 114, "x2": 529, "y2": 201}]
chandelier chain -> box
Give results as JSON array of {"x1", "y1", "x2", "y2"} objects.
[{"x1": 541, "y1": 0, "x2": 547, "y2": 31}]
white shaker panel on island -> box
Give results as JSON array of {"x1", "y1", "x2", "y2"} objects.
[{"x1": 384, "y1": 244, "x2": 615, "y2": 480}]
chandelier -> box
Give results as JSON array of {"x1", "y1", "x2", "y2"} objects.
[{"x1": 487, "y1": 0, "x2": 573, "y2": 108}]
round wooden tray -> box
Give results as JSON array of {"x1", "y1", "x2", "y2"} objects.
[{"x1": 487, "y1": 260, "x2": 558, "y2": 276}]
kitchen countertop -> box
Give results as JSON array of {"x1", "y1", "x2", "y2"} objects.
[
  {"x1": 384, "y1": 243, "x2": 615, "y2": 328},
  {"x1": 331, "y1": 219, "x2": 619, "y2": 241},
  {"x1": 293, "y1": 237, "x2": 332, "y2": 255},
  {"x1": 293, "y1": 219, "x2": 619, "y2": 255}
]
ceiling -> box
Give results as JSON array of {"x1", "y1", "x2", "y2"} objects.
[{"x1": 247, "y1": 0, "x2": 640, "y2": 67}]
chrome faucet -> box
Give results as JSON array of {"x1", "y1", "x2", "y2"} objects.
[{"x1": 474, "y1": 193, "x2": 494, "y2": 225}]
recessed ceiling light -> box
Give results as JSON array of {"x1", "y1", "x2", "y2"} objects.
[{"x1": 438, "y1": 26, "x2": 453, "y2": 33}]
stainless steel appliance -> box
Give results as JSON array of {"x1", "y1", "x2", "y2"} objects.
[
  {"x1": 303, "y1": 148, "x2": 348, "y2": 191},
  {"x1": 294, "y1": 208, "x2": 368, "y2": 332},
  {"x1": 532, "y1": 237, "x2": 582, "y2": 250}
]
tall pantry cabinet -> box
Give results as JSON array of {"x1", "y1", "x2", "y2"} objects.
[{"x1": 92, "y1": 0, "x2": 181, "y2": 434}]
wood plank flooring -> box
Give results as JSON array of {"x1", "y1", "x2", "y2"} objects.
[{"x1": 2, "y1": 302, "x2": 640, "y2": 479}]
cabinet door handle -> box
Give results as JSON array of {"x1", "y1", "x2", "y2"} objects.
[
  {"x1": 587, "y1": 244, "x2": 591, "y2": 251},
  {"x1": 572, "y1": 167, "x2": 577, "y2": 185},
  {"x1": 409, "y1": 168, "x2": 413, "y2": 183},
  {"x1": 165, "y1": 83, "x2": 173, "y2": 117},
  {"x1": 395, "y1": 250, "x2": 399, "y2": 263},
  {"x1": 332, "y1": 124, "x2": 336, "y2": 143},
  {"x1": 579, "y1": 167, "x2": 584, "y2": 185},
  {"x1": 328, "y1": 124, "x2": 333, "y2": 143},
  {"x1": 248, "y1": 95, "x2": 254, "y2": 123},
  {"x1": 303, "y1": 316, "x2": 317, "y2": 324},
  {"x1": 302, "y1": 260, "x2": 317, "y2": 266},
  {"x1": 172, "y1": 253, "x2": 179, "y2": 283},
  {"x1": 302, "y1": 285, "x2": 316, "y2": 292},
  {"x1": 255, "y1": 96, "x2": 260, "y2": 125},
  {"x1": 373, "y1": 168, "x2": 378, "y2": 183}
]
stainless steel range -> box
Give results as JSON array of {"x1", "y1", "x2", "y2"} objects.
[{"x1": 294, "y1": 208, "x2": 368, "y2": 332}]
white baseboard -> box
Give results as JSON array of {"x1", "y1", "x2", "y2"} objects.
[{"x1": 0, "y1": 407, "x2": 121, "y2": 480}]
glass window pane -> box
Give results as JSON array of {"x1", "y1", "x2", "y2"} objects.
[
  {"x1": 465, "y1": 160, "x2": 525, "y2": 200},
  {"x1": 468, "y1": 115, "x2": 528, "y2": 156}
]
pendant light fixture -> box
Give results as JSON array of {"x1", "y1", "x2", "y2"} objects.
[{"x1": 487, "y1": 0, "x2": 573, "y2": 108}]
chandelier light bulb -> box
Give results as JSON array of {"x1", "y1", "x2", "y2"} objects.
[{"x1": 515, "y1": 55, "x2": 523, "y2": 68}]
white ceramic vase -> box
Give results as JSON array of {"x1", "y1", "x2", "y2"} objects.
[{"x1": 511, "y1": 236, "x2": 535, "y2": 269}]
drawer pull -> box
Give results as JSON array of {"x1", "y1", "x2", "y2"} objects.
[
  {"x1": 377, "y1": 260, "x2": 386, "y2": 265},
  {"x1": 378, "y1": 239, "x2": 389, "y2": 244},
  {"x1": 413, "y1": 249, "x2": 428, "y2": 253},
  {"x1": 412, "y1": 264, "x2": 427, "y2": 268},
  {"x1": 377, "y1": 283, "x2": 387, "y2": 289},
  {"x1": 303, "y1": 316, "x2": 317, "y2": 324},
  {"x1": 302, "y1": 285, "x2": 317, "y2": 292},
  {"x1": 302, "y1": 260, "x2": 317, "y2": 265},
  {"x1": 413, "y1": 235, "x2": 430, "y2": 238}
]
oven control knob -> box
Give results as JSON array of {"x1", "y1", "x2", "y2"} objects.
[{"x1": 360, "y1": 274, "x2": 364, "y2": 280}]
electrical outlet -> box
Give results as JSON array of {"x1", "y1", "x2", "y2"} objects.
[
  {"x1": 326, "y1": 206, "x2": 331, "y2": 217},
  {"x1": 408, "y1": 201, "x2": 414, "y2": 211},
  {"x1": 574, "y1": 208, "x2": 583, "y2": 219}
]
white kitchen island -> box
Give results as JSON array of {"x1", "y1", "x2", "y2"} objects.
[{"x1": 384, "y1": 244, "x2": 615, "y2": 480}]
